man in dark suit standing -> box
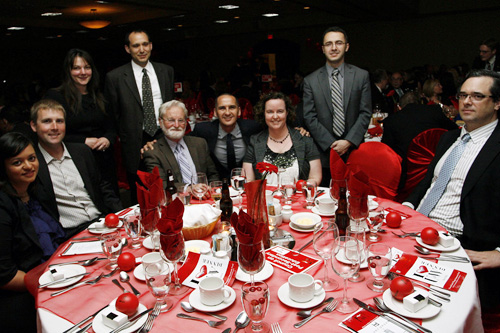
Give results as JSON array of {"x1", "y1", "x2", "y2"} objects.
[
  {"x1": 105, "y1": 30, "x2": 174, "y2": 203},
  {"x1": 303, "y1": 26, "x2": 371, "y2": 186},
  {"x1": 472, "y1": 38, "x2": 500, "y2": 72},
  {"x1": 190, "y1": 94, "x2": 261, "y2": 179},
  {"x1": 370, "y1": 69, "x2": 391, "y2": 115},
  {"x1": 30, "y1": 100, "x2": 122, "y2": 239},
  {"x1": 405, "y1": 70, "x2": 500, "y2": 315}
]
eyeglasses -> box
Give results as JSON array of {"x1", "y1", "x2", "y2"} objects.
[
  {"x1": 456, "y1": 93, "x2": 494, "y2": 101},
  {"x1": 323, "y1": 41, "x2": 346, "y2": 48},
  {"x1": 161, "y1": 117, "x2": 186, "y2": 125}
]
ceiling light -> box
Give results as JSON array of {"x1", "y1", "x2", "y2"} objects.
[
  {"x1": 234, "y1": 16, "x2": 240, "y2": 19},
  {"x1": 41, "y1": 12, "x2": 62, "y2": 17},
  {"x1": 79, "y1": 9, "x2": 111, "y2": 29},
  {"x1": 262, "y1": 13, "x2": 279, "y2": 17},
  {"x1": 219, "y1": 5, "x2": 239, "y2": 10},
  {"x1": 163, "y1": 28, "x2": 176, "y2": 31},
  {"x1": 215, "y1": 20, "x2": 229, "y2": 23},
  {"x1": 304, "y1": 6, "x2": 310, "y2": 10},
  {"x1": 7, "y1": 27, "x2": 25, "y2": 30}
]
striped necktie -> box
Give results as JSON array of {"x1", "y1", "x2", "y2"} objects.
[
  {"x1": 142, "y1": 68, "x2": 158, "y2": 137},
  {"x1": 418, "y1": 133, "x2": 471, "y2": 216},
  {"x1": 331, "y1": 68, "x2": 345, "y2": 137},
  {"x1": 175, "y1": 143, "x2": 192, "y2": 184}
]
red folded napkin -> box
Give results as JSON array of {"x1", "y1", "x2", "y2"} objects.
[
  {"x1": 157, "y1": 198, "x2": 184, "y2": 234},
  {"x1": 367, "y1": 125, "x2": 383, "y2": 137},
  {"x1": 330, "y1": 149, "x2": 348, "y2": 181},
  {"x1": 230, "y1": 210, "x2": 267, "y2": 245},
  {"x1": 136, "y1": 167, "x2": 164, "y2": 210},
  {"x1": 347, "y1": 169, "x2": 371, "y2": 198}
]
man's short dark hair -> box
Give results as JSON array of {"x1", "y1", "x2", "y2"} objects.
[
  {"x1": 124, "y1": 29, "x2": 151, "y2": 46},
  {"x1": 372, "y1": 69, "x2": 388, "y2": 84},
  {"x1": 322, "y1": 26, "x2": 349, "y2": 43},
  {"x1": 480, "y1": 38, "x2": 499, "y2": 52},
  {"x1": 465, "y1": 69, "x2": 500, "y2": 103},
  {"x1": 399, "y1": 92, "x2": 420, "y2": 109}
]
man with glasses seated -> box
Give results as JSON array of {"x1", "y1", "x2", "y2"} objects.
[
  {"x1": 405, "y1": 70, "x2": 500, "y2": 322},
  {"x1": 143, "y1": 100, "x2": 219, "y2": 188}
]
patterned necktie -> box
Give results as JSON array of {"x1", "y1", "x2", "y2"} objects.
[
  {"x1": 331, "y1": 68, "x2": 345, "y2": 137},
  {"x1": 226, "y1": 134, "x2": 237, "y2": 171},
  {"x1": 142, "y1": 68, "x2": 157, "y2": 137},
  {"x1": 175, "y1": 144, "x2": 192, "y2": 184},
  {"x1": 418, "y1": 133, "x2": 471, "y2": 216}
]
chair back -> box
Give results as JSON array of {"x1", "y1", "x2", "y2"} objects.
[
  {"x1": 346, "y1": 142, "x2": 402, "y2": 200},
  {"x1": 238, "y1": 98, "x2": 253, "y2": 119}
]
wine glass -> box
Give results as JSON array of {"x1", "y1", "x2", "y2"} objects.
[
  {"x1": 210, "y1": 180, "x2": 223, "y2": 202},
  {"x1": 280, "y1": 173, "x2": 296, "y2": 205},
  {"x1": 100, "y1": 230, "x2": 123, "y2": 269},
  {"x1": 159, "y1": 230, "x2": 189, "y2": 295},
  {"x1": 367, "y1": 206, "x2": 385, "y2": 242},
  {"x1": 237, "y1": 241, "x2": 265, "y2": 285},
  {"x1": 176, "y1": 184, "x2": 191, "y2": 205},
  {"x1": 231, "y1": 168, "x2": 246, "y2": 211},
  {"x1": 241, "y1": 281, "x2": 270, "y2": 333},
  {"x1": 191, "y1": 172, "x2": 208, "y2": 202},
  {"x1": 347, "y1": 194, "x2": 369, "y2": 227},
  {"x1": 346, "y1": 224, "x2": 366, "y2": 283},
  {"x1": 145, "y1": 262, "x2": 173, "y2": 312},
  {"x1": 366, "y1": 243, "x2": 392, "y2": 292},
  {"x1": 331, "y1": 236, "x2": 361, "y2": 313},
  {"x1": 313, "y1": 221, "x2": 340, "y2": 291},
  {"x1": 329, "y1": 179, "x2": 346, "y2": 204},
  {"x1": 140, "y1": 206, "x2": 160, "y2": 251},
  {"x1": 123, "y1": 207, "x2": 143, "y2": 249},
  {"x1": 303, "y1": 180, "x2": 317, "y2": 209}
]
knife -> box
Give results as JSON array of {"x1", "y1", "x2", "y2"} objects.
[
  {"x1": 353, "y1": 298, "x2": 421, "y2": 333},
  {"x1": 62, "y1": 303, "x2": 110, "y2": 333},
  {"x1": 39, "y1": 273, "x2": 90, "y2": 288},
  {"x1": 109, "y1": 308, "x2": 153, "y2": 333},
  {"x1": 49, "y1": 258, "x2": 106, "y2": 267}
]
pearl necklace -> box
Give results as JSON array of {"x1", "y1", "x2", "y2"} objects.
[{"x1": 269, "y1": 132, "x2": 290, "y2": 144}]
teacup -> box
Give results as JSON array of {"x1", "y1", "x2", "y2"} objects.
[
  {"x1": 142, "y1": 252, "x2": 164, "y2": 274},
  {"x1": 269, "y1": 213, "x2": 283, "y2": 228},
  {"x1": 314, "y1": 196, "x2": 336, "y2": 214},
  {"x1": 288, "y1": 273, "x2": 323, "y2": 303},
  {"x1": 199, "y1": 276, "x2": 232, "y2": 306}
]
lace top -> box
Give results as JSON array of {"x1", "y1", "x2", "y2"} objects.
[{"x1": 263, "y1": 146, "x2": 299, "y2": 186}]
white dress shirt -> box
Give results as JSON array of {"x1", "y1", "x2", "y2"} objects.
[{"x1": 131, "y1": 61, "x2": 163, "y2": 127}]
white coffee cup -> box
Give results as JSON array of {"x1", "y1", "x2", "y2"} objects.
[
  {"x1": 199, "y1": 276, "x2": 232, "y2": 306},
  {"x1": 288, "y1": 273, "x2": 323, "y2": 303},
  {"x1": 142, "y1": 252, "x2": 164, "y2": 274},
  {"x1": 269, "y1": 213, "x2": 283, "y2": 228},
  {"x1": 314, "y1": 196, "x2": 336, "y2": 214}
]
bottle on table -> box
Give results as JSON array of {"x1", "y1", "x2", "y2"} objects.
[
  {"x1": 335, "y1": 185, "x2": 349, "y2": 235},
  {"x1": 220, "y1": 178, "x2": 233, "y2": 231},
  {"x1": 165, "y1": 169, "x2": 177, "y2": 205}
]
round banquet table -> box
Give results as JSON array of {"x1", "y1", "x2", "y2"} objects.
[{"x1": 29, "y1": 190, "x2": 483, "y2": 333}]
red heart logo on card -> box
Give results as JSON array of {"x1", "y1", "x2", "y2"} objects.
[
  {"x1": 196, "y1": 265, "x2": 207, "y2": 278},
  {"x1": 417, "y1": 265, "x2": 429, "y2": 273}
]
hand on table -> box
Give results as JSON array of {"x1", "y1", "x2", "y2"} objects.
[
  {"x1": 331, "y1": 140, "x2": 352, "y2": 156},
  {"x1": 465, "y1": 249, "x2": 500, "y2": 270}
]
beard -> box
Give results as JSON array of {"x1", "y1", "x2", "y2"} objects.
[{"x1": 161, "y1": 123, "x2": 186, "y2": 141}]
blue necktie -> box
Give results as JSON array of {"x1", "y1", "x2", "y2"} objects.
[
  {"x1": 175, "y1": 144, "x2": 192, "y2": 184},
  {"x1": 418, "y1": 133, "x2": 471, "y2": 216}
]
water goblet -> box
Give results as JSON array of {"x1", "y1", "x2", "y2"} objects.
[
  {"x1": 159, "y1": 230, "x2": 189, "y2": 295},
  {"x1": 100, "y1": 230, "x2": 123, "y2": 269},
  {"x1": 241, "y1": 281, "x2": 270, "y2": 333},
  {"x1": 329, "y1": 179, "x2": 347, "y2": 204},
  {"x1": 140, "y1": 206, "x2": 160, "y2": 251},
  {"x1": 210, "y1": 180, "x2": 223, "y2": 201},
  {"x1": 231, "y1": 168, "x2": 246, "y2": 211},
  {"x1": 346, "y1": 224, "x2": 366, "y2": 283},
  {"x1": 123, "y1": 207, "x2": 143, "y2": 249},
  {"x1": 176, "y1": 184, "x2": 191, "y2": 205},
  {"x1": 145, "y1": 262, "x2": 173, "y2": 312},
  {"x1": 331, "y1": 236, "x2": 361, "y2": 313},
  {"x1": 347, "y1": 194, "x2": 369, "y2": 226},
  {"x1": 366, "y1": 243, "x2": 392, "y2": 292},
  {"x1": 367, "y1": 206, "x2": 385, "y2": 242},
  {"x1": 191, "y1": 172, "x2": 208, "y2": 202},
  {"x1": 313, "y1": 220, "x2": 340, "y2": 291},
  {"x1": 280, "y1": 173, "x2": 296, "y2": 205},
  {"x1": 303, "y1": 180, "x2": 317, "y2": 209},
  {"x1": 237, "y1": 241, "x2": 265, "y2": 285}
]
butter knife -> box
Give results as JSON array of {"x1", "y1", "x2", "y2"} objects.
[
  {"x1": 39, "y1": 273, "x2": 90, "y2": 288},
  {"x1": 109, "y1": 308, "x2": 153, "y2": 333}
]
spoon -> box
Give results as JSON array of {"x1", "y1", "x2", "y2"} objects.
[
  {"x1": 414, "y1": 246, "x2": 470, "y2": 261},
  {"x1": 296, "y1": 297, "x2": 334, "y2": 318},
  {"x1": 119, "y1": 271, "x2": 141, "y2": 296},
  {"x1": 180, "y1": 301, "x2": 227, "y2": 321},
  {"x1": 373, "y1": 297, "x2": 433, "y2": 333},
  {"x1": 234, "y1": 311, "x2": 250, "y2": 333}
]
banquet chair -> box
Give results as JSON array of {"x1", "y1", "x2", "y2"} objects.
[
  {"x1": 238, "y1": 97, "x2": 253, "y2": 119},
  {"x1": 397, "y1": 128, "x2": 447, "y2": 201},
  {"x1": 346, "y1": 142, "x2": 402, "y2": 200}
]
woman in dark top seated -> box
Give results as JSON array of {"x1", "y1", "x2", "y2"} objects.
[
  {"x1": 243, "y1": 92, "x2": 322, "y2": 185},
  {"x1": 0, "y1": 132, "x2": 65, "y2": 331}
]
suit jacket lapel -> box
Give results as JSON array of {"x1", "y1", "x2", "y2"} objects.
[
  {"x1": 158, "y1": 137, "x2": 181, "y2": 177},
  {"x1": 123, "y1": 63, "x2": 141, "y2": 105},
  {"x1": 152, "y1": 62, "x2": 167, "y2": 101},
  {"x1": 343, "y1": 64, "x2": 354, "y2": 114},
  {"x1": 318, "y1": 67, "x2": 334, "y2": 115}
]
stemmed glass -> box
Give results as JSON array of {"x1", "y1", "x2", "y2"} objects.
[
  {"x1": 123, "y1": 207, "x2": 143, "y2": 249},
  {"x1": 145, "y1": 262, "x2": 173, "y2": 312},
  {"x1": 231, "y1": 168, "x2": 246, "y2": 211},
  {"x1": 303, "y1": 180, "x2": 317, "y2": 209},
  {"x1": 346, "y1": 225, "x2": 366, "y2": 283},
  {"x1": 367, "y1": 207, "x2": 385, "y2": 242},
  {"x1": 313, "y1": 221, "x2": 339, "y2": 291},
  {"x1": 191, "y1": 172, "x2": 208, "y2": 202},
  {"x1": 366, "y1": 243, "x2": 392, "y2": 292},
  {"x1": 100, "y1": 230, "x2": 123, "y2": 269},
  {"x1": 329, "y1": 179, "x2": 347, "y2": 204},
  {"x1": 159, "y1": 230, "x2": 189, "y2": 295},
  {"x1": 347, "y1": 194, "x2": 369, "y2": 229},
  {"x1": 140, "y1": 206, "x2": 160, "y2": 251},
  {"x1": 237, "y1": 241, "x2": 265, "y2": 285},
  {"x1": 210, "y1": 180, "x2": 223, "y2": 202},
  {"x1": 241, "y1": 281, "x2": 270, "y2": 333},
  {"x1": 331, "y1": 236, "x2": 361, "y2": 313}
]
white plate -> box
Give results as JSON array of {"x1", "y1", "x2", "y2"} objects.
[
  {"x1": 416, "y1": 234, "x2": 461, "y2": 252},
  {"x1": 290, "y1": 212, "x2": 322, "y2": 230},
  {"x1": 311, "y1": 206, "x2": 336, "y2": 217},
  {"x1": 277, "y1": 283, "x2": 326, "y2": 309},
  {"x1": 88, "y1": 221, "x2": 123, "y2": 234},
  {"x1": 92, "y1": 300, "x2": 148, "y2": 333},
  {"x1": 184, "y1": 240, "x2": 211, "y2": 256},
  {"x1": 289, "y1": 222, "x2": 317, "y2": 233},
  {"x1": 335, "y1": 248, "x2": 368, "y2": 269},
  {"x1": 382, "y1": 287, "x2": 441, "y2": 319},
  {"x1": 189, "y1": 286, "x2": 236, "y2": 312},
  {"x1": 142, "y1": 231, "x2": 160, "y2": 250},
  {"x1": 133, "y1": 263, "x2": 174, "y2": 281},
  {"x1": 236, "y1": 262, "x2": 274, "y2": 282},
  {"x1": 368, "y1": 195, "x2": 379, "y2": 210},
  {"x1": 38, "y1": 265, "x2": 86, "y2": 288}
]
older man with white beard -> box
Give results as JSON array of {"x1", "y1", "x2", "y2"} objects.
[{"x1": 143, "y1": 100, "x2": 219, "y2": 190}]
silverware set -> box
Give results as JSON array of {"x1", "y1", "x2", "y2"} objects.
[
  {"x1": 138, "y1": 302, "x2": 162, "y2": 333},
  {"x1": 294, "y1": 299, "x2": 339, "y2": 328},
  {"x1": 176, "y1": 313, "x2": 225, "y2": 327}
]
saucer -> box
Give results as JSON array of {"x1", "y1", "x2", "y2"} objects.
[
  {"x1": 92, "y1": 299, "x2": 147, "y2": 333},
  {"x1": 236, "y1": 262, "x2": 274, "y2": 282},
  {"x1": 311, "y1": 206, "x2": 336, "y2": 217},
  {"x1": 88, "y1": 221, "x2": 123, "y2": 234},
  {"x1": 39, "y1": 265, "x2": 86, "y2": 288},
  {"x1": 277, "y1": 283, "x2": 326, "y2": 309},
  {"x1": 382, "y1": 288, "x2": 441, "y2": 319},
  {"x1": 416, "y1": 234, "x2": 461, "y2": 252},
  {"x1": 335, "y1": 248, "x2": 368, "y2": 269},
  {"x1": 289, "y1": 222, "x2": 317, "y2": 233},
  {"x1": 142, "y1": 231, "x2": 160, "y2": 250},
  {"x1": 133, "y1": 263, "x2": 174, "y2": 281},
  {"x1": 189, "y1": 286, "x2": 236, "y2": 312},
  {"x1": 368, "y1": 195, "x2": 379, "y2": 211}
]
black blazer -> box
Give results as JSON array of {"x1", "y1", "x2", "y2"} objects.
[
  {"x1": 407, "y1": 122, "x2": 500, "y2": 309},
  {"x1": 190, "y1": 119, "x2": 262, "y2": 179},
  {"x1": 34, "y1": 143, "x2": 123, "y2": 224}
]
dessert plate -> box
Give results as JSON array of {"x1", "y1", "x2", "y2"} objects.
[
  {"x1": 38, "y1": 264, "x2": 86, "y2": 288},
  {"x1": 92, "y1": 300, "x2": 148, "y2": 333},
  {"x1": 87, "y1": 221, "x2": 123, "y2": 234},
  {"x1": 236, "y1": 262, "x2": 274, "y2": 282},
  {"x1": 382, "y1": 287, "x2": 441, "y2": 319},
  {"x1": 416, "y1": 235, "x2": 460, "y2": 252}
]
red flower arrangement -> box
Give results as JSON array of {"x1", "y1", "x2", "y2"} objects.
[{"x1": 256, "y1": 162, "x2": 278, "y2": 179}]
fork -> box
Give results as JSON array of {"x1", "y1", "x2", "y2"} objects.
[
  {"x1": 294, "y1": 299, "x2": 338, "y2": 328},
  {"x1": 139, "y1": 302, "x2": 162, "y2": 333},
  {"x1": 176, "y1": 313, "x2": 225, "y2": 327},
  {"x1": 103, "y1": 267, "x2": 119, "y2": 278},
  {"x1": 51, "y1": 273, "x2": 104, "y2": 297},
  {"x1": 271, "y1": 322, "x2": 283, "y2": 333},
  {"x1": 391, "y1": 231, "x2": 420, "y2": 238}
]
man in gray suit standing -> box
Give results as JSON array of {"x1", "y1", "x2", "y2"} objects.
[
  {"x1": 303, "y1": 26, "x2": 371, "y2": 186},
  {"x1": 105, "y1": 29, "x2": 174, "y2": 202}
]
